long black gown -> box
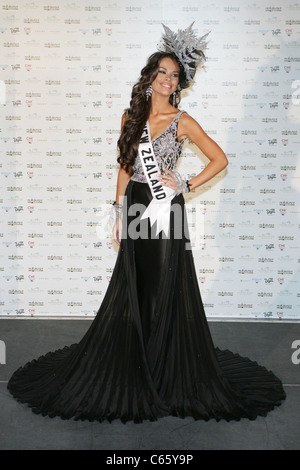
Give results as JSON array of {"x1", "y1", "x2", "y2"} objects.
[{"x1": 7, "y1": 111, "x2": 286, "y2": 423}]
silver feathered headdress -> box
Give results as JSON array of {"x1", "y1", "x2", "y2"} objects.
[{"x1": 157, "y1": 22, "x2": 210, "y2": 85}]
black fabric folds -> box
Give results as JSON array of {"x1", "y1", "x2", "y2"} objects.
[{"x1": 7, "y1": 180, "x2": 286, "y2": 423}]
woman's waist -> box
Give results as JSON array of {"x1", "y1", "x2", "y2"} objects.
[{"x1": 131, "y1": 166, "x2": 178, "y2": 184}]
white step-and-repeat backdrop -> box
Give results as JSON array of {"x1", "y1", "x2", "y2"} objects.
[{"x1": 0, "y1": 1, "x2": 299, "y2": 320}]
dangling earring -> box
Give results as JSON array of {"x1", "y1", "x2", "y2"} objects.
[
  {"x1": 146, "y1": 85, "x2": 152, "y2": 101},
  {"x1": 172, "y1": 91, "x2": 176, "y2": 107}
]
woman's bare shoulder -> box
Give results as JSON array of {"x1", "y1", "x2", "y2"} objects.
[
  {"x1": 180, "y1": 111, "x2": 198, "y2": 126},
  {"x1": 178, "y1": 111, "x2": 202, "y2": 141}
]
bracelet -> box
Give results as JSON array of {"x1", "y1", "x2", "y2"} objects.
[
  {"x1": 186, "y1": 180, "x2": 191, "y2": 192},
  {"x1": 112, "y1": 201, "x2": 123, "y2": 219},
  {"x1": 112, "y1": 201, "x2": 123, "y2": 209}
]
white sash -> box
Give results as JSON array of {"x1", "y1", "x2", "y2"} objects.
[{"x1": 138, "y1": 121, "x2": 176, "y2": 237}]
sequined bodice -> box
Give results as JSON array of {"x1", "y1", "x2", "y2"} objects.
[{"x1": 131, "y1": 110, "x2": 186, "y2": 183}]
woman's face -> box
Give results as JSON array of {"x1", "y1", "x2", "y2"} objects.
[{"x1": 151, "y1": 57, "x2": 180, "y2": 99}]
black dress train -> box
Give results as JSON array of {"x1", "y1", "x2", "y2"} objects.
[{"x1": 7, "y1": 112, "x2": 286, "y2": 423}]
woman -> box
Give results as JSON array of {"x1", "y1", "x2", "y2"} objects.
[{"x1": 8, "y1": 24, "x2": 285, "y2": 423}]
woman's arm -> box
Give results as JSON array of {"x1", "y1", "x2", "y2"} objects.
[
  {"x1": 115, "y1": 113, "x2": 131, "y2": 204},
  {"x1": 159, "y1": 113, "x2": 228, "y2": 192},
  {"x1": 178, "y1": 113, "x2": 228, "y2": 190},
  {"x1": 115, "y1": 166, "x2": 131, "y2": 204}
]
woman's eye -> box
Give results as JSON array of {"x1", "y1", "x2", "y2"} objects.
[{"x1": 157, "y1": 70, "x2": 179, "y2": 77}]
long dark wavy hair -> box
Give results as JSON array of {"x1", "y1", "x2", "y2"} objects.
[{"x1": 117, "y1": 52, "x2": 189, "y2": 176}]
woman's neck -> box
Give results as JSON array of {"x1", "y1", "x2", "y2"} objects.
[{"x1": 150, "y1": 94, "x2": 173, "y2": 116}]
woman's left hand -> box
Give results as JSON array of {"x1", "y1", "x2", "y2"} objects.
[
  {"x1": 158, "y1": 168, "x2": 190, "y2": 194},
  {"x1": 158, "y1": 168, "x2": 177, "y2": 189}
]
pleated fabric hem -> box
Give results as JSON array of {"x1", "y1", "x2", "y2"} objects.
[{"x1": 7, "y1": 344, "x2": 286, "y2": 425}]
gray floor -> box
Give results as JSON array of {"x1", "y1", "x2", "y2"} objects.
[{"x1": 0, "y1": 319, "x2": 299, "y2": 450}]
